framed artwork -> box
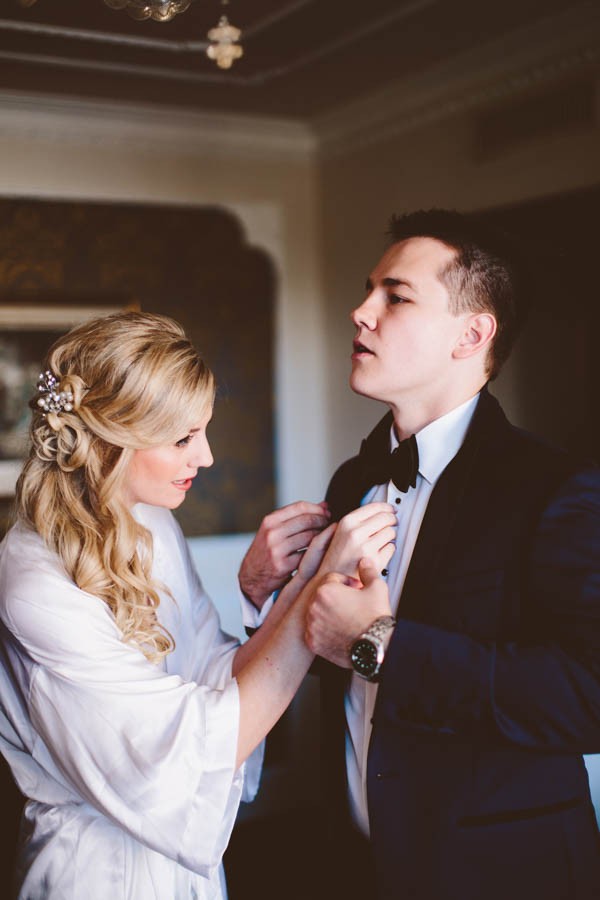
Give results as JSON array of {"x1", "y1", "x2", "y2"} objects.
[
  {"x1": 0, "y1": 197, "x2": 275, "y2": 535},
  {"x1": 0, "y1": 304, "x2": 125, "y2": 496}
]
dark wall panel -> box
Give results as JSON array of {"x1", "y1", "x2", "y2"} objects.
[{"x1": 0, "y1": 196, "x2": 276, "y2": 536}]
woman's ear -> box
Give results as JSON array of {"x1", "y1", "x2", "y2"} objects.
[{"x1": 453, "y1": 313, "x2": 497, "y2": 360}]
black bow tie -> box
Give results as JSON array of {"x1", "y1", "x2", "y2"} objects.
[{"x1": 358, "y1": 432, "x2": 419, "y2": 494}]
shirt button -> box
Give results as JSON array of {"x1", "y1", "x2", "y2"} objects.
[
  {"x1": 395, "y1": 497, "x2": 401, "y2": 504},
  {"x1": 381, "y1": 568, "x2": 389, "y2": 577}
]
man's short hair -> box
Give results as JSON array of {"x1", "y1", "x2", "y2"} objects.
[{"x1": 388, "y1": 208, "x2": 530, "y2": 380}]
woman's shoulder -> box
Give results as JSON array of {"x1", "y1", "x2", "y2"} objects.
[
  {"x1": 0, "y1": 522, "x2": 116, "y2": 647},
  {"x1": 0, "y1": 521, "x2": 63, "y2": 581}
]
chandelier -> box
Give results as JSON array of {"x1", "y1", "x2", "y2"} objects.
[
  {"x1": 206, "y1": 13, "x2": 243, "y2": 70},
  {"x1": 101, "y1": 0, "x2": 243, "y2": 68},
  {"x1": 103, "y1": 0, "x2": 192, "y2": 22},
  {"x1": 17, "y1": 0, "x2": 244, "y2": 69}
]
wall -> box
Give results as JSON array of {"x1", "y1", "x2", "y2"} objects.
[
  {"x1": 318, "y1": 101, "x2": 600, "y2": 470},
  {"x1": 0, "y1": 90, "x2": 327, "y2": 822},
  {"x1": 315, "y1": 49, "x2": 600, "y2": 816},
  {"x1": 315, "y1": 0, "x2": 600, "y2": 470},
  {"x1": 0, "y1": 91, "x2": 329, "y2": 506},
  {"x1": 0, "y1": 7, "x2": 599, "y2": 836}
]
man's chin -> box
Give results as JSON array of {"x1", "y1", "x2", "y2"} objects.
[{"x1": 349, "y1": 372, "x2": 384, "y2": 402}]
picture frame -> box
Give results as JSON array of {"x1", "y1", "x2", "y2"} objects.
[{"x1": 0, "y1": 304, "x2": 126, "y2": 496}]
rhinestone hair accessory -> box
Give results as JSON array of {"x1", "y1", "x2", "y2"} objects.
[{"x1": 36, "y1": 370, "x2": 74, "y2": 415}]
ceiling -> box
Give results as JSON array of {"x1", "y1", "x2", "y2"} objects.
[{"x1": 0, "y1": 0, "x2": 596, "y2": 120}]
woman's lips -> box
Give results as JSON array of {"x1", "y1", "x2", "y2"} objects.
[{"x1": 172, "y1": 478, "x2": 193, "y2": 491}]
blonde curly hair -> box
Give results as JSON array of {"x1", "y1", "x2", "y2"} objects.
[{"x1": 16, "y1": 311, "x2": 215, "y2": 662}]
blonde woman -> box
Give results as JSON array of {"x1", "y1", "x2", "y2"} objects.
[{"x1": 0, "y1": 311, "x2": 396, "y2": 900}]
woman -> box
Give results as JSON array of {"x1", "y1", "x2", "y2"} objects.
[{"x1": 0, "y1": 311, "x2": 336, "y2": 899}]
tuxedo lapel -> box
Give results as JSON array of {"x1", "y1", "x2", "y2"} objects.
[
  {"x1": 326, "y1": 391, "x2": 509, "y2": 624},
  {"x1": 397, "y1": 390, "x2": 505, "y2": 622}
]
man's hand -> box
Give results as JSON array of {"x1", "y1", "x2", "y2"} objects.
[
  {"x1": 317, "y1": 502, "x2": 397, "y2": 580},
  {"x1": 239, "y1": 501, "x2": 331, "y2": 610},
  {"x1": 305, "y1": 558, "x2": 392, "y2": 668}
]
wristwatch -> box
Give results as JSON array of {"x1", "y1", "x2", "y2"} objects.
[{"x1": 350, "y1": 615, "x2": 396, "y2": 682}]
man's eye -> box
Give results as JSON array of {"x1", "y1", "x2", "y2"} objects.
[
  {"x1": 175, "y1": 435, "x2": 192, "y2": 448},
  {"x1": 389, "y1": 294, "x2": 408, "y2": 304}
]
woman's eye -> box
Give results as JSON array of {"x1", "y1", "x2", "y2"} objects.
[{"x1": 175, "y1": 435, "x2": 192, "y2": 448}]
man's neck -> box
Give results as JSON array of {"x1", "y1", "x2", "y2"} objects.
[{"x1": 389, "y1": 382, "x2": 486, "y2": 440}]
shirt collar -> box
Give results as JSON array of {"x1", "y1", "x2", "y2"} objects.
[{"x1": 389, "y1": 392, "x2": 480, "y2": 486}]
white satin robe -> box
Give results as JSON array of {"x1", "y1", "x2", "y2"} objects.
[{"x1": 0, "y1": 504, "x2": 263, "y2": 899}]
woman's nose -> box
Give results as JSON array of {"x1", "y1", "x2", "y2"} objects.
[{"x1": 190, "y1": 437, "x2": 213, "y2": 469}]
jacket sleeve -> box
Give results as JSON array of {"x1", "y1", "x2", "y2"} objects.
[{"x1": 379, "y1": 468, "x2": 600, "y2": 753}]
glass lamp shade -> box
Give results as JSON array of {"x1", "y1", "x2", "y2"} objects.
[
  {"x1": 206, "y1": 15, "x2": 243, "y2": 69},
  {"x1": 103, "y1": 0, "x2": 192, "y2": 21}
]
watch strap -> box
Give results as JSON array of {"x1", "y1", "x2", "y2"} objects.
[{"x1": 363, "y1": 615, "x2": 396, "y2": 641}]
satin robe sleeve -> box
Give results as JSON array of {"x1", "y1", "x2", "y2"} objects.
[{"x1": 0, "y1": 512, "x2": 257, "y2": 878}]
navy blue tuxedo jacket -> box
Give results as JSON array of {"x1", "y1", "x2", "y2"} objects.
[{"x1": 323, "y1": 389, "x2": 600, "y2": 900}]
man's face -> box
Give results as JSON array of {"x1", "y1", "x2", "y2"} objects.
[{"x1": 350, "y1": 237, "x2": 470, "y2": 410}]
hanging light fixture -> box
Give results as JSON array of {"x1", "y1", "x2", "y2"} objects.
[
  {"x1": 206, "y1": 0, "x2": 243, "y2": 70},
  {"x1": 103, "y1": 0, "x2": 192, "y2": 22}
]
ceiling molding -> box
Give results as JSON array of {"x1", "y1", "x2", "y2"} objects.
[
  {"x1": 0, "y1": 91, "x2": 317, "y2": 161},
  {"x1": 0, "y1": 4, "x2": 597, "y2": 162},
  {"x1": 0, "y1": 0, "x2": 436, "y2": 88},
  {"x1": 0, "y1": 1, "x2": 314, "y2": 50},
  {"x1": 314, "y1": 2, "x2": 600, "y2": 157}
]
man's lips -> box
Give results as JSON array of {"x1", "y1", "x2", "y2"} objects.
[{"x1": 352, "y1": 339, "x2": 374, "y2": 355}]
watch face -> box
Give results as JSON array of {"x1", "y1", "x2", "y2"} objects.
[{"x1": 350, "y1": 638, "x2": 379, "y2": 679}]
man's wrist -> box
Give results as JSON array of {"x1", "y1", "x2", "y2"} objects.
[
  {"x1": 349, "y1": 615, "x2": 396, "y2": 681},
  {"x1": 239, "y1": 579, "x2": 267, "y2": 611}
]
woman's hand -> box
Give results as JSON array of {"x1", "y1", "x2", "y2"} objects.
[
  {"x1": 316, "y1": 502, "x2": 397, "y2": 580},
  {"x1": 295, "y1": 521, "x2": 338, "y2": 585}
]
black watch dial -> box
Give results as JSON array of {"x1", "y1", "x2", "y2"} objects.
[{"x1": 350, "y1": 638, "x2": 379, "y2": 678}]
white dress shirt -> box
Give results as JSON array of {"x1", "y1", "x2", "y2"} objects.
[
  {"x1": 0, "y1": 504, "x2": 263, "y2": 900},
  {"x1": 346, "y1": 394, "x2": 479, "y2": 836},
  {"x1": 240, "y1": 394, "x2": 480, "y2": 836}
]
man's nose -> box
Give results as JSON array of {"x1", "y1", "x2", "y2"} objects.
[{"x1": 351, "y1": 293, "x2": 378, "y2": 330}]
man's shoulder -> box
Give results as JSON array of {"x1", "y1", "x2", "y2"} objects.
[
  {"x1": 487, "y1": 395, "x2": 591, "y2": 467},
  {"x1": 325, "y1": 410, "x2": 394, "y2": 520},
  {"x1": 474, "y1": 391, "x2": 597, "y2": 500}
]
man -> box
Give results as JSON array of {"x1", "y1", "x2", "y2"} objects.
[{"x1": 300, "y1": 209, "x2": 600, "y2": 900}]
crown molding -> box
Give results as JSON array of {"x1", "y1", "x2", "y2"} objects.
[
  {"x1": 0, "y1": 4, "x2": 597, "y2": 164},
  {"x1": 0, "y1": 0, "x2": 435, "y2": 88},
  {"x1": 0, "y1": 91, "x2": 317, "y2": 161},
  {"x1": 314, "y1": 2, "x2": 600, "y2": 157}
]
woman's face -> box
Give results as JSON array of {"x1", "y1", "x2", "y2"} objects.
[{"x1": 123, "y1": 406, "x2": 213, "y2": 509}]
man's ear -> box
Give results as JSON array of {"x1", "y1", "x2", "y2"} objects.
[{"x1": 453, "y1": 313, "x2": 497, "y2": 360}]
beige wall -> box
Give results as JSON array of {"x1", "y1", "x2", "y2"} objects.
[
  {"x1": 0, "y1": 93, "x2": 329, "y2": 507},
  {"x1": 0, "y1": 61, "x2": 599, "y2": 820},
  {"x1": 0, "y1": 94, "x2": 330, "y2": 819},
  {"x1": 319, "y1": 108, "x2": 600, "y2": 471}
]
